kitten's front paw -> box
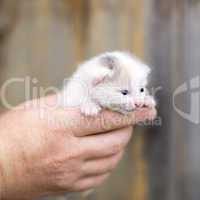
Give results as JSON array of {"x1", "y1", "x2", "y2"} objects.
[{"x1": 80, "y1": 102, "x2": 102, "y2": 116}]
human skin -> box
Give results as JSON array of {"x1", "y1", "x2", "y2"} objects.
[{"x1": 0, "y1": 95, "x2": 156, "y2": 200}]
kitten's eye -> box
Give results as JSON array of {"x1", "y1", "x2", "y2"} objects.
[
  {"x1": 140, "y1": 88, "x2": 145, "y2": 93},
  {"x1": 121, "y1": 89, "x2": 129, "y2": 95}
]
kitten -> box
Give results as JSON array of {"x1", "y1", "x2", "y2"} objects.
[{"x1": 60, "y1": 51, "x2": 156, "y2": 115}]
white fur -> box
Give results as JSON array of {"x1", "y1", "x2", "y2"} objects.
[{"x1": 60, "y1": 51, "x2": 156, "y2": 116}]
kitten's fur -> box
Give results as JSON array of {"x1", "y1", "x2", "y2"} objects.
[{"x1": 60, "y1": 51, "x2": 156, "y2": 115}]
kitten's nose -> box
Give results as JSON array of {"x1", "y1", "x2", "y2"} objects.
[
  {"x1": 135, "y1": 103, "x2": 140, "y2": 107},
  {"x1": 134, "y1": 102, "x2": 144, "y2": 108}
]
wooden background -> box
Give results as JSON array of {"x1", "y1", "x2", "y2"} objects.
[{"x1": 0, "y1": 0, "x2": 200, "y2": 200}]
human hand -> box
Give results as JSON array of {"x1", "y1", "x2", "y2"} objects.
[{"x1": 0, "y1": 95, "x2": 156, "y2": 200}]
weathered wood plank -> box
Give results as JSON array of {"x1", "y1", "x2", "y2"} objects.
[
  {"x1": 145, "y1": 0, "x2": 176, "y2": 200},
  {"x1": 146, "y1": 1, "x2": 200, "y2": 200},
  {"x1": 1, "y1": 0, "x2": 200, "y2": 200}
]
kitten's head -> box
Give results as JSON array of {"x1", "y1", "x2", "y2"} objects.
[{"x1": 90, "y1": 51, "x2": 152, "y2": 113}]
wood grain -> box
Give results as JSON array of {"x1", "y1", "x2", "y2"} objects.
[{"x1": 0, "y1": 0, "x2": 200, "y2": 200}]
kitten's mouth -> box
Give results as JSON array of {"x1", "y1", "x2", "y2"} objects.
[
  {"x1": 143, "y1": 104, "x2": 148, "y2": 108},
  {"x1": 135, "y1": 104, "x2": 148, "y2": 108}
]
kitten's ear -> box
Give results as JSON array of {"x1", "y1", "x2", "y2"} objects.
[
  {"x1": 145, "y1": 66, "x2": 151, "y2": 76},
  {"x1": 92, "y1": 55, "x2": 118, "y2": 86},
  {"x1": 92, "y1": 76, "x2": 106, "y2": 86},
  {"x1": 141, "y1": 63, "x2": 151, "y2": 77},
  {"x1": 141, "y1": 65, "x2": 151, "y2": 86},
  {"x1": 100, "y1": 55, "x2": 117, "y2": 70}
]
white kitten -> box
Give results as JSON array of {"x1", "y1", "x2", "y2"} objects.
[{"x1": 60, "y1": 51, "x2": 156, "y2": 115}]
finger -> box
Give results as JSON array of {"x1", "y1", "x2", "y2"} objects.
[
  {"x1": 55, "y1": 107, "x2": 157, "y2": 137},
  {"x1": 80, "y1": 127, "x2": 132, "y2": 160},
  {"x1": 73, "y1": 173, "x2": 110, "y2": 192},
  {"x1": 80, "y1": 150, "x2": 124, "y2": 177}
]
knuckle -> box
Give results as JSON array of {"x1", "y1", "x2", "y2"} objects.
[
  {"x1": 110, "y1": 143, "x2": 123, "y2": 155},
  {"x1": 74, "y1": 184, "x2": 89, "y2": 192},
  {"x1": 55, "y1": 179, "x2": 71, "y2": 191},
  {"x1": 107, "y1": 162, "x2": 116, "y2": 172},
  {"x1": 46, "y1": 155, "x2": 82, "y2": 191},
  {"x1": 64, "y1": 145, "x2": 83, "y2": 162},
  {"x1": 73, "y1": 174, "x2": 110, "y2": 192},
  {"x1": 54, "y1": 170, "x2": 80, "y2": 191},
  {"x1": 67, "y1": 151, "x2": 80, "y2": 161},
  {"x1": 111, "y1": 157, "x2": 119, "y2": 168},
  {"x1": 67, "y1": 147, "x2": 82, "y2": 161},
  {"x1": 73, "y1": 180, "x2": 93, "y2": 192},
  {"x1": 122, "y1": 130, "x2": 132, "y2": 142},
  {"x1": 108, "y1": 154, "x2": 122, "y2": 171},
  {"x1": 94, "y1": 174, "x2": 110, "y2": 187}
]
